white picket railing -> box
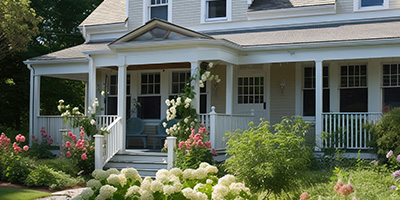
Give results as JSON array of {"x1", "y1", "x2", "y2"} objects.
[
  {"x1": 322, "y1": 112, "x2": 382, "y2": 149},
  {"x1": 95, "y1": 117, "x2": 122, "y2": 169},
  {"x1": 202, "y1": 106, "x2": 255, "y2": 150},
  {"x1": 96, "y1": 115, "x2": 118, "y2": 128}
]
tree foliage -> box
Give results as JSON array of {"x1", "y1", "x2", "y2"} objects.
[{"x1": 0, "y1": 0, "x2": 41, "y2": 60}]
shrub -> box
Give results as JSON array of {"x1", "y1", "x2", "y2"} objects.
[
  {"x1": 368, "y1": 108, "x2": 400, "y2": 160},
  {"x1": 174, "y1": 125, "x2": 216, "y2": 170},
  {"x1": 73, "y1": 163, "x2": 254, "y2": 200},
  {"x1": 36, "y1": 158, "x2": 80, "y2": 177},
  {"x1": 24, "y1": 165, "x2": 84, "y2": 190},
  {"x1": 27, "y1": 127, "x2": 55, "y2": 159},
  {"x1": 224, "y1": 116, "x2": 312, "y2": 198},
  {"x1": 61, "y1": 128, "x2": 94, "y2": 174}
]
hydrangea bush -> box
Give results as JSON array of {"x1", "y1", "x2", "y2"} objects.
[
  {"x1": 175, "y1": 125, "x2": 217, "y2": 170},
  {"x1": 73, "y1": 163, "x2": 254, "y2": 200}
]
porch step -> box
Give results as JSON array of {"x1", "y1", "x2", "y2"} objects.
[{"x1": 104, "y1": 150, "x2": 168, "y2": 177}]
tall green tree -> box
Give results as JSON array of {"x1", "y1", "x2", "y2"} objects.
[{"x1": 0, "y1": 0, "x2": 41, "y2": 60}]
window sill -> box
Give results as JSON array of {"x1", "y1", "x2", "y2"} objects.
[
  {"x1": 353, "y1": 5, "x2": 389, "y2": 12},
  {"x1": 203, "y1": 17, "x2": 228, "y2": 24}
]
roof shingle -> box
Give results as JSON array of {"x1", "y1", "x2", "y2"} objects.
[{"x1": 79, "y1": 0, "x2": 126, "y2": 27}]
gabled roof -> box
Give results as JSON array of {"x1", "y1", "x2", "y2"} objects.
[
  {"x1": 79, "y1": 0, "x2": 126, "y2": 27},
  {"x1": 249, "y1": 0, "x2": 335, "y2": 11},
  {"x1": 109, "y1": 19, "x2": 214, "y2": 45}
]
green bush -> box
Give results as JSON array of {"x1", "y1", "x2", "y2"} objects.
[
  {"x1": 24, "y1": 165, "x2": 84, "y2": 190},
  {"x1": 36, "y1": 158, "x2": 80, "y2": 177},
  {"x1": 368, "y1": 107, "x2": 400, "y2": 159},
  {"x1": 224, "y1": 116, "x2": 312, "y2": 198},
  {"x1": 1, "y1": 156, "x2": 34, "y2": 184}
]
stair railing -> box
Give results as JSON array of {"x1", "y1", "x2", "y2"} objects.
[{"x1": 94, "y1": 117, "x2": 122, "y2": 169}]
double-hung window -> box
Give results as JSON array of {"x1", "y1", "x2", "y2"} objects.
[
  {"x1": 138, "y1": 73, "x2": 161, "y2": 119},
  {"x1": 202, "y1": 0, "x2": 231, "y2": 22},
  {"x1": 238, "y1": 77, "x2": 264, "y2": 104},
  {"x1": 303, "y1": 66, "x2": 330, "y2": 116},
  {"x1": 340, "y1": 65, "x2": 368, "y2": 112},
  {"x1": 382, "y1": 64, "x2": 400, "y2": 112},
  {"x1": 149, "y1": 0, "x2": 168, "y2": 21},
  {"x1": 354, "y1": 0, "x2": 388, "y2": 11},
  {"x1": 107, "y1": 74, "x2": 131, "y2": 118}
]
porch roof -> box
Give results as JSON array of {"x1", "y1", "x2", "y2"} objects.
[
  {"x1": 212, "y1": 19, "x2": 400, "y2": 47},
  {"x1": 249, "y1": 0, "x2": 335, "y2": 11}
]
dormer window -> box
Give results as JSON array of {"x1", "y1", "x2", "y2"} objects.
[
  {"x1": 150, "y1": 0, "x2": 168, "y2": 20},
  {"x1": 201, "y1": 0, "x2": 231, "y2": 23},
  {"x1": 354, "y1": 0, "x2": 388, "y2": 11}
]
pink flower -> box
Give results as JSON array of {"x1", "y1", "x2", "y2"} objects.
[
  {"x1": 387, "y1": 150, "x2": 393, "y2": 158},
  {"x1": 66, "y1": 141, "x2": 71, "y2": 148},
  {"x1": 206, "y1": 141, "x2": 211, "y2": 148},
  {"x1": 15, "y1": 134, "x2": 21, "y2": 142},
  {"x1": 13, "y1": 142, "x2": 17, "y2": 148},
  {"x1": 178, "y1": 141, "x2": 185, "y2": 148},
  {"x1": 14, "y1": 146, "x2": 22, "y2": 154},
  {"x1": 32, "y1": 135, "x2": 36, "y2": 140},
  {"x1": 72, "y1": 135, "x2": 77, "y2": 142},
  {"x1": 338, "y1": 184, "x2": 354, "y2": 196},
  {"x1": 397, "y1": 155, "x2": 400, "y2": 162},
  {"x1": 42, "y1": 134, "x2": 48, "y2": 138},
  {"x1": 186, "y1": 144, "x2": 191, "y2": 149},
  {"x1": 211, "y1": 148, "x2": 217, "y2": 156},
  {"x1": 68, "y1": 132, "x2": 73, "y2": 137},
  {"x1": 194, "y1": 134, "x2": 201, "y2": 141},
  {"x1": 23, "y1": 145, "x2": 29, "y2": 151},
  {"x1": 198, "y1": 127, "x2": 207, "y2": 134},
  {"x1": 196, "y1": 140, "x2": 204, "y2": 147},
  {"x1": 40, "y1": 127, "x2": 46, "y2": 133},
  {"x1": 81, "y1": 153, "x2": 88, "y2": 160},
  {"x1": 66, "y1": 151, "x2": 71, "y2": 157},
  {"x1": 20, "y1": 136, "x2": 26, "y2": 143},
  {"x1": 300, "y1": 192, "x2": 310, "y2": 200},
  {"x1": 80, "y1": 130, "x2": 85, "y2": 138}
]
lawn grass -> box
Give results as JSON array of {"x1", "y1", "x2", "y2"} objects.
[{"x1": 0, "y1": 187, "x2": 51, "y2": 200}]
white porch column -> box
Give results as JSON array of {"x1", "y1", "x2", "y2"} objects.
[
  {"x1": 32, "y1": 75, "x2": 41, "y2": 143},
  {"x1": 118, "y1": 65, "x2": 127, "y2": 152},
  {"x1": 295, "y1": 63, "x2": 302, "y2": 116},
  {"x1": 191, "y1": 62, "x2": 200, "y2": 113},
  {"x1": 315, "y1": 60, "x2": 323, "y2": 150},
  {"x1": 329, "y1": 62, "x2": 340, "y2": 112},
  {"x1": 368, "y1": 60, "x2": 381, "y2": 112},
  {"x1": 225, "y1": 64, "x2": 233, "y2": 114},
  {"x1": 87, "y1": 55, "x2": 96, "y2": 108}
]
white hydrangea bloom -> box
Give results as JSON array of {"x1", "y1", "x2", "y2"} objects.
[
  {"x1": 59, "y1": 99, "x2": 64, "y2": 104},
  {"x1": 94, "y1": 195, "x2": 105, "y2": 200},
  {"x1": 99, "y1": 185, "x2": 117, "y2": 199},
  {"x1": 183, "y1": 169, "x2": 194, "y2": 180},
  {"x1": 218, "y1": 175, "x2": 236, "y2": 186},
  {"x1": 81, "y1": 188, "x2": 94, "y2": 199},
  {"x1": 170, "y1": 168, "x2": 182, "y2": 176},
  {"x1": 165, "y1": 99, "x2": 171, "y2": 106},
  {"x1": 92, "y1": 169, "x2": 108, "y2": 180},
  {"x1": 156, "y1": 169, "x2": 172, "y2": 183},
  {"x1": 90, "y1": 119, "x2": 96, "y2": 125},
  {"x1": 163, "y1": 122, "x2": 167, "y2": 128},
  {"x1": 106, "y1": 174, "x2": 121, "y2": 186},
  {"x1": 212, "y1": 184, "x2": 229, "y2": 200},
  {"x1": 150, "y1": 180, "x2": 164, "y2": 193},
  {"x1": 194, "y1": 183, "x2": 206, "y2": 191},
  {"x1": 121, "y1": 168, "x2": 140, "y2": 182},
  {"x1": 87, "y1": 179, "x2": 102, "y2": 190},
  {"x1": 141, "y1": 177, "x2": 152, "y2": 191},
  {"x1": 229, "y1": 182, "x2": 250, "y2": 196},
  {"x1": 106, "y1": 168, "x2": 120, "y2": 176},
  {"x1": 71, "y1": 195, "x2": 84, "y2": 200},
  {"x1": 199, "y1": 162, "x2": 210, "y2": 168},
  {"x1": 205, "y1": 165, "x2": 218, "y2": 174},
  {"x1": 194, "y1": 168, "x2": 208, "y2": 180},
  {"x1": 140, "y1": 190, "x2": 154, "y2": 200},
  {"x1": 176, "y1": 97, "x2": 181, "y2": 106},
  {"x1": 118, "y1": 174, "x2": 127, "y2": 187},
  {"x1": 206, "y1": 179, "x2": 213, "y2": 184},
  {"x1": 185, "y1": 98, "x2": 192, "y2": 104},
  {"x1": 125, "y1": 185, "x2": 140, "y2": 198}
]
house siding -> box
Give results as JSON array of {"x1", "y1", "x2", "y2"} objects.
[
  {"x1": 269, "y1": 63, "x2": 296, "y2": 125},
  {"x1": 232, "y1": 0, "x2": 248, "y2": 22},
  {"x1": 336, "y1": 0, "x2": 400, "y2": 14},
  {"x1": 172, "y1": 0, "x2": 201, "y2": 27},
  {"x1": 210, "y1": 65, "x2": 226, "y2": 114},
  {"x1": 128, "y1": 0, "x2": 144, "y2": 30}
]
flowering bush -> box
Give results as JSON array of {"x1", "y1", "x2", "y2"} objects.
[
  {"x1": 175, "y1": 125, "x2": 217, "y2": 170},
  {"x1": 62, "y1": 127, "x2": 94, "y2": 174},
  {"x1": 0, "y1": 132, "x2": 31, "y2": 183},
  {"x1": 58, "y1": 99, "x2": 108, "y2": 137},
  {"x1": 72, "y1": 163, "x2": 254, "y2": 200},
  {"x1": 300, "y1": 177, "x2": 356, "y2": 200},
  {"x1": 164, "y1": 62, "x2": 220, "y2": 141},
  {"x1": 28, "y1": 127, "x2": 55, "y2": 159}
]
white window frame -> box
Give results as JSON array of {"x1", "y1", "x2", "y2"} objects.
[
  {"x1": 170, "y1": 71, "x2": 190, "y2": 96},
  {"x1": 353, "y1": 0, "x2": 388, "y2": 12},
  {"x1": 201, "y1": 0, "x2": 232, "y2": 23},
  {"x1": 382, "y1": 63, "x2": 400, "y2": 87},
  {"x1": 340, "y1": 65, "x2": 367, "y2": 89},
  {"x1": 143, "y1": 0, "x2": 172, "y2": 24},
  {"x1": 237, "y1": 76, "x2": 265, "y2": 104}
]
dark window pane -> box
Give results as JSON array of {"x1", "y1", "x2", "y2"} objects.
[
  {"x1": 155, "y1": 74, "x2": 160, "y2": 83},
  {"x1": 149, "y1": 74, "x2": 154, "y2": 83},
  {"x1": 238, "y1": 78, "x2": 243, "y2": 86},
  {"x1": 341, "y1": 66, "x2": 347, "y2": 75},
  {"x1": 207, "y1": 0, "x2": 226, "y2": 18},
  {"x1": 238, "y1": 87, "x2": 243, "y2": 95},
  {"x1": 142, "y1": 74, "x2": 147, "y2": 83},
  {"x1": 260, "y1": 87, "x2": 264, "y2": 94},
  {"x1": 361, "y1": 65, "x2": 367, "y2": 75},
  {"x1": 200, "y1": 94, "x2": 207, "y2": 114},
  {"x1": 141, "y1": 85, "x2": 147, "y2": 94},
  {"x1": 383, "y1": 65, "x2": 390, "y2": 74},
  {"x1": 340, "y1": 88, "x2": 368, "y2": 112},
  {"x1": 127, "y1": 86, "x2": 130, "y2": 95},
  {"x1": 107, "y1": 97, "x2": 117, "y2": 115},
  {"x1": 111, "y1": 75, "x2": 117, "y2": 84},
  {"x1": 172, "y1": 73, "x2": 178, "y2": 82},
  {"x1": 244, "y1": 96, "x2": 248, "y2": 103},
  {"x1": 151, "y1": 6, "x2": 168, "y2": 21},
  {"x1": 304, "y1": 67, "x2": 313, "y2": 77},
  {"x1": 138, "y1": 96, "x2": 161, "y2": 119},
  {"x1": 110, "y1": 86, "x2": 117, "y2": 95},
  {"x1": 349, "y1": 66, "x2": 354, "y2": 75},
  {"x1": 172, "y1": 83, "x2": 178, "y2": 94},
  {"x1": 391, "y1": 75, "x2": 397, "y2": 86},
  {"x1": 361, "y1": 0, "x2": 384, "y2": 7},
  {"x1": 244, "y1": 78, "x2": 248, "y2": 86},
  {"x1": 180, "y1": 73, "x2": 186, "y2": 82},
  {"x1": 155, "y1": 84, "x2": 160, "y2": 94},
  {"x1": 383, "y1": 75, "x2": 390, "y2": 86},
  {"x1": 383, "y1": 88, "x2": 400, "y2": 111},
  {"x1": 148, "y1": 85, "x2": 154, "y2": 94},
  {"x1": 238, "y1": 96, "x2": 243, "y2": 104},
  {"x1": 303, "y1": 90, "x2": 315, "y2": 116},
  {"x1": 323, "y1": 66, "x2": 329, "y2": 76},
  {"x1": 323, "y1": 89, "x2": 330, "y2": 113}
]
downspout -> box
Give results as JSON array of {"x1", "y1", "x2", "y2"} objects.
[{"x1": 27, "y1": 64, "x2": 35, "y2": 146}]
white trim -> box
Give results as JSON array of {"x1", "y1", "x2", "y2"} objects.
[
  {"x1": 315, "y1": 60, "x2": 323, "y2": 151},
  {"x1": 24, "y1": 58, "x2": 88, "y2": 65},
  {"x1": 295, "y1": 63, "x2": 302, "y2": 116},
  {"x1": 354, "y1": 0, "x2": 389, "y2": 12},
  {"x1": 247, "y1": 4, "x2": 336, "y2": 20},
  {"x1": 143, "y1": 0, "x2": 172, "y2": 24},
  {"x1": 201, "y1": 0, "x2": 232, "y2": 24}
]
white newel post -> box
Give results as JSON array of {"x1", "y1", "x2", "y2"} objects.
[
  {"x1": 118, "y1": 65, "x2": 127, "y2": 152},
  {"x1": 226, "y1": 64, "x2": 233, "y2": 115},
  {"x1": 315, "y1": 60, "x2": 323, "y2": 151},
  {"x1": 191, "y1": 62, "x2": 200, "y2": 113},
  {"x1": 87, "y1": 55, "x2": 96, "y2": 107},
  {"x1": 94, "y1": 135, "x2": 104, "y2": 169},
  {"x1": 209, "y1": 106, "x2": 217, "y2": 149},
  {"x1": 167, "y1": 136, "x2": 177, "y2": 170}
]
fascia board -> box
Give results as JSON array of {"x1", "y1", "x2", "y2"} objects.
[
  {"x1": 23, "y1": 58, "x2": 88, "y2": 65},
  {"x1": 247, "y1": 4, "x2": 336, "y2": 20}
]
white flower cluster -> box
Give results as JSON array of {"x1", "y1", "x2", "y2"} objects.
[
  {"x1": 87, "y1": 179, "x2": 102, "y2": 190},
  {"x1": 182, "y1": 163, "x2": 218, "y2": 180},
  {"x1": 164, "y1": 97, "x2": 192, "y2": 136},
  {"x1": 199, "y1": 71, "x2": 221, "y2": 88},
  {"x1": 212, "y1": 175, "x2": 250, "y2": 200},
  {"x1": 99, "y1": 185, "x2": 117, "y2": 199},
  {"x1": 182, "y1": 186, "x2": 208, "y2": 200},
  {"x1": 155, "y1": 169, "x2": 183, "y2": 195}
]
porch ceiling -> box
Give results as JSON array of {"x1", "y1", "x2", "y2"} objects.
[
  {"x1": 106, "y1": 62, "x2": 190, "y2": 70},
  {"x1": 43, "y1": 73, "x2": 88, "y2": 81}
]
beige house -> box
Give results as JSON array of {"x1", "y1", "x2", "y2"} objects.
[{"x1": 25, "y1": 0, "x2": 400, "y2": 174}]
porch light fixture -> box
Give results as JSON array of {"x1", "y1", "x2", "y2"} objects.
[{"x1": 280, "y1": 79, "x2": 285, "y2": 93}]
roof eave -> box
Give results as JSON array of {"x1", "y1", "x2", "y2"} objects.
[{"x1": 24, "y1": 58, "x2": 88, "y2": 65}]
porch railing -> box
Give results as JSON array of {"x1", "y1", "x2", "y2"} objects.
[
  {"x1": 95, "y1": 115, "x2": 119, "y2": 128},
  {"x1": 200, "y1": 107, "x2": 255, "y2": 150},
  {"x1": 36, "y1": 116, "x2": 80, "y2": 146},
  {"x1": 322, "y1": 112, "x2": 382, "y2": 149},
  {"x1": 95, "y1": 117, "x2": 122, "y2": 169}
]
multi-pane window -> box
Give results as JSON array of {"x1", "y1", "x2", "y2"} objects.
[
  {"x1": 107, "y1": 74, "x2": 131, "y2": 117},
  {"x1": 150, "y1": 0, "x2": 168, "y2": 21},
  {"x1": 206, "y1": 0, "x2": 226, "y2": 20},
  {"x1": 340, "y1": 65, "x2": 367, "y2": 112},
  {"x1": 171, "y1": 72, "x2": 190, "y2": 94},
  {"x1": 382, "y1": 64, "x2": 400, "y2": 111},
  {"x1": 361, "y1": 0, "x2": 384, "y2": 7},
  {"x1": 238, "y1": 77, "x2": 264, "y2": 104},
  {"x1": 141, "y1": 73, "x2": 160, "y2": 95},
  {"x1": 303, "y1": 66, "x2": 330, "y2": 116}
]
